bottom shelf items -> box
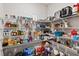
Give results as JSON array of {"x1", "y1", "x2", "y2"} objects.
[
  {"x1": 3, "y1": 40, "x2": 53, "y2": 56},
  {"x1": 3, "y1": 38, "x2": 79, "y2": 56}
]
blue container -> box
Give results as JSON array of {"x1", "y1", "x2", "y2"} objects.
[
  {"x1": 72, "y1": 35, "x2": 79, "y2": 41},
  {"x1": 23, "y1": 48, "x2": 33, "y2": 56},
  {"x1": 54, "y1": 31, "x2": 63, "y2": 37}
]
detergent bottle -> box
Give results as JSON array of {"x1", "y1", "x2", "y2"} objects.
[{"x1": 70, "y1": 29, "x2": 77, "y2": 38}]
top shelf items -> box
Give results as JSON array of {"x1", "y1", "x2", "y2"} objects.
[{"x1": 52, "y1": 13, "x2": 79, "y2": 23}]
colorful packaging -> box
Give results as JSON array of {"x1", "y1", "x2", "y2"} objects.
[
  {"x1": 35, "y1": 46, "x2": 45, "y2": 56},
  {"x1": 23, "y1": 48, "x2": 34, "y2": 56},
  {"x1": 54, "y1": 31, "x2": 64, "y2": 37},
  {"x1": 71, "y1": 29, "x2": 77, "y2": 36},
  {"x1": 72, "y1": 35, "x2": 79, "y2": 46}
]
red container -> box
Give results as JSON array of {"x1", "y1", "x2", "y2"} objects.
[{"x1": 71, "y1": 29, "x2": 77, "y2": 36}]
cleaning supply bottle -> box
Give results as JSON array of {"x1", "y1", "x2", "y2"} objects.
[
  {"x1": 70, "y1": 29, "x2": 77, "y2": 38},
  {"x1": 28, "y1": 31, "x2": 33, "y2": 42}
]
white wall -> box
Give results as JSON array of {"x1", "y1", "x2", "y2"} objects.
[
  {"x1": 0, "y1": 4, "x2": 4, "y2": 17},
  {"x1": 1, "y1": 3, "x2": 78, "y2": 19},
  {"x1": 2, "y1": 3, "x2": 48, "y2": 19},
  {"x1": 2, "y1": 3, "x2": 76, "y2": 19},
  {"x1": 47, "y1": 3, "x2": 75, "y2": 16}
]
